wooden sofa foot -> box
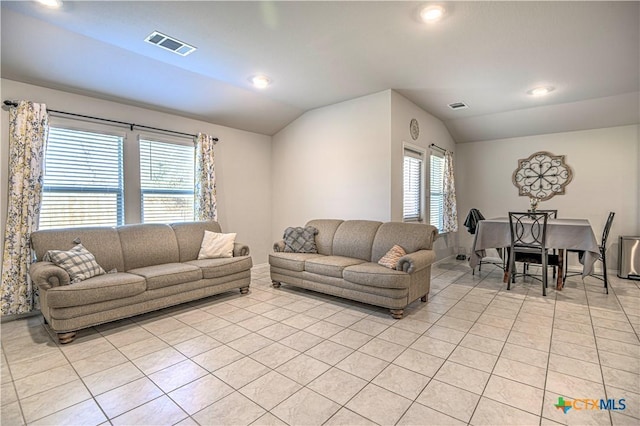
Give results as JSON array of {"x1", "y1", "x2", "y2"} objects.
[
  {"x1": 421, "y1": 295, "x2": 428, "y2": 302},
  {"x1": 240, "y1": 286, "x2": 250, "y2": 294},
  {"x1": 390, "y1": 309, "x2": 404, "y2": 319},
  {"x1": 57, "y1": 331, "x2": 76, "y2": 344},
  {"x1": 272, "y1": 280, "x2": 281, "y2": 288}
]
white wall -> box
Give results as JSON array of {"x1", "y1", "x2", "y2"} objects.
[
  {"x1": 456, "y1": 125, "x2": 640, "y2": 271},
  {"x1": 1, "y1": 79, "x2": 273, "y2": 264},
  {"x1": 390, "y1": 91, "x2": 457, "y2": 260},
  {"x1": 271, "y1": 90, "x2": 392, "y2": 242}
]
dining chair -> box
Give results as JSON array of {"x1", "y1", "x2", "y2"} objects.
[
  {"x1": 564, "y1": 211, "x2": 615, "y2": 294},
  {"x1": 524, "y1": 210, "x2": 558, "y2": 278},
  {"x1": 507, "y1": 211, "x2": 557, "y2": 296},
  {"x1": 466, "y1": 208, "x2": 507, "y2": 275}
]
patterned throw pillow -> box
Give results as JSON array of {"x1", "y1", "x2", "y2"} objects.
[
  {"x1": 43, "y1": 243, "x2": 106, "y2": 283},
  {"x1": 283, "y1": 226, "x2": 319, "y2": 253},
  {"x1": 378, "y1": 245, "x2": 407, "y2": 269}
]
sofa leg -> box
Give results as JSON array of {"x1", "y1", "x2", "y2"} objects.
[
  {"x1": 239, "y1": 286, "x2": 250, "y2": 295},
  {"x1": 390, "y1": 309, "x2": 404, "y2": 319},
  {"x1": 57, "y1": 331, "x2": 76, "y2": 344},
  {"x1": 421, "y1": 295, "x2": 428, "y2": 302},
  {"x1": 272, "y1": 280, "x2": 281, "y2": 288}
]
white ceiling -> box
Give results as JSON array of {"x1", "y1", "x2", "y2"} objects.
[{"x1": 1, "y1": 1, "x2": 638, "y2": 142}]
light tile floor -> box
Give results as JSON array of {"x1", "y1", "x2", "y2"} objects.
[{"x1": 1, "y1": 259, "x2": 639, "y2": 425}]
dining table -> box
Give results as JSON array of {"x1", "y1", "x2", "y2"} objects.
[{"x1": 469, "y1": 217, "x2": 600, "y2": 290}]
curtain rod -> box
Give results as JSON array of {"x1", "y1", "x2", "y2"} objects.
[
  {"x1": 430, "y1": 143, "x2": 447, "y2": 153},
  {"x1": 3, "y1": 100, "x2": 218, "y2": 141}
]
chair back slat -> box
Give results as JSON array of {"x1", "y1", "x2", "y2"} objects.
[
  {"x1": 536, "y1": 209, "x2": 558, "y2": 219},
  {"x1": 508, "y1": 212, "x2": 550, "y2": 249},
  {"x1": 601, "y1": 212, "x2": 615, "y2": 246}
]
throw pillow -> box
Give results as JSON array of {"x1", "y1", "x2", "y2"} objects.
[
  {"x1": 43, "y1": 243, "x2": 106, "y2": 283},
  {"x1": 283, "y1": 226, "x2": 318, "y2": 253},
  {"x1": 378, "y1": 245, "x2": 407, "y2": 269},
  {"x1": 198, "y1": 231, "x2": 237, "y2": 259}
]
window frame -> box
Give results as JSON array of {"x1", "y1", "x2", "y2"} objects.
[
  {"x1": 429, "y1": 152, "x2": 446, "y2": 233},
  {"x1": 39, "y1": 121, "x2": 126, "y2": 229},
  {"x1": 138, "y1": 135, "x2": 196, "y2": 224},
  {"x1": 402, "y1": 143, "x2": 426, "y2": 223}
]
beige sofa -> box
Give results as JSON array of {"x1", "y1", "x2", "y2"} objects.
[
  {"x1": 30, "y1": 221, "x2": 252, "y2": 343},
  {"x1": 270, "y1": 219, "x2": 438, "y2": 319}
]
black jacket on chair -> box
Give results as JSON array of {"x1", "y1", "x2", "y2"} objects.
[{"x1": 464, "y1": 208, "x2": 485, "y2": 234}]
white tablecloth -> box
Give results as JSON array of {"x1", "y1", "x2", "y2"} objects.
[{"x1": 469, "y1": 218, "x2": 600, "y2": 277}]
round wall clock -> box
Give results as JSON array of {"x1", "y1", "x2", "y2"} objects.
[
  {"x1": 410, "y1": 118, "x2": 419, "y2": 140},
  {"x1": 512, "y1": 151, "x2": 573, "y2": 201}
]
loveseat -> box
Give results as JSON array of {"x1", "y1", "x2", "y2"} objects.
[
  {"x1": 270, "y1": 219, "x2": 438, "y2": 319},
  {"x1": 29, "y1": 221, "x2": 252, "y2": 343}
]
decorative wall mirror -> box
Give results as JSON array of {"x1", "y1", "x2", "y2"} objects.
[{"x1": 512, "y1": 151, "x2": 573, "y2": 201}]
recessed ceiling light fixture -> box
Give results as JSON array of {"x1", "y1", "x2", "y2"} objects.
[
  {"x1": 528, "y1": 86, "x2": 555, "y2": 97},
  {"x1": 250, "y1": 75, "x2": 272, "y2": 89},
  {"x1": 420, "y1": 5, "x2": 445, "y2": 23},
  {"x1": 37, "y1": 0, "x2": 62, "y2": 8}
]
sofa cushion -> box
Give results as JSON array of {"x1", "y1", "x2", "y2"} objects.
[
  {"x1": 198, "y1": 231, "x2": 236, "y2": 259},
  {"x1": 371, "y1": 222, "x2": 438, "y2": 263},
  {"x1": 128, "y1": 263, "x2": 202, "y2": 290},
  {"x1": 283, "y1": 226, "x2": 318, "y2": 253},
  {"x1": 31, "y1": 227, "x2": 125, "y2": 272},
  {"x1": 186, "y1": 256, "x2": 252, "y2": 279},
  {"x1": 343, "y1": 263, "x2": 410, "y2": 289},
  {"x1": 170, "y1": 221, "x2": 223, "y2": 262},
  {"x1": 305, "y1": 220, "x2": 344, "y2": 255},
  {"x1": 46, "y1": 272, "x2": 146, "y2": 308},
  {"x1": 269, "y1": 252, "x2": 325, "y2": 272},
  {"x1": 332, "y1": 220, "x2": 382, "y2": 261},
  {"x1": 304, "y1": 256, "x2": 365, "y2": 278},
  {"x1": 117, "y1": 224, "x2": 180, "y2": 270},
  {"x1": 43, "y1": 243, "x2": 106, "y2": 283}
]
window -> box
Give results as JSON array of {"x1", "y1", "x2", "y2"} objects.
[
  {"x1": 430, "y1": 154, "x2": 445, "y2": 232},
  {"x1": 139, "y1": 138, "x2": 195, "y2": 223},
  {"x1": 40, "y1": 127, "x2": 124, "y2": 229},
  {"x1": 403, "y1": 146, "x2": 424, "y2": 222}
]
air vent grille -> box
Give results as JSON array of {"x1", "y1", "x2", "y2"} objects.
[
  {"x1": 145, "y1": 31, "x2": 196, "y2": 56},
  {"x1": 448, "y1": 102, "x2": 469, "y2": 110}
]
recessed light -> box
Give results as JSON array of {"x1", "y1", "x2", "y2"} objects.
[
  {"x1": 37, "y1": 0, "x2": 62, "y2": 8},
  {"x1": 420, "y1": 5, "x2": 445, "y2": 23},
  {"x1": 528, "y1": 86, "x2": 555, "y2": 97},
  {"x1": 250, "y1": 75, "x2": 272, "y2": 89}
]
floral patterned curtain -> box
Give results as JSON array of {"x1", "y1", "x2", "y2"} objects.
[
  {"x1": 1, "y1": 101, "x2": 49, "y2": 315},
  {"x1": 442, "y1": 150, "x2": 458, "y2": 233},
  {"x1": 195, "y1": 133, "x2": 218, "y2": 221}
]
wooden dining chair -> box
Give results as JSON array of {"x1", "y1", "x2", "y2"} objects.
[
  {"x1": 507, "y1": 211, "x2": 557, "y2": 296},
  {"x1": 564, "y1": 212, "x2": 615, "y2": 294}
]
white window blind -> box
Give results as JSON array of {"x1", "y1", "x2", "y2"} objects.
[
  {"x1": 40, "y1": 127, "x2": 124, "y2": 229},
  {"x1": 430, "y1": 154, "x2": 445, "y2": 232},
  {"x1": 139, "y1": 139, "x2": 195, "y2": 223},
  {"x1": 403, "y1": 148, "x2": 423, "y2": 222}
]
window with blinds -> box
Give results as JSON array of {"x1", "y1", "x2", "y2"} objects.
[
  {"x1": 430, "y1": 154, "x2": 445, "y2": 232},
  {"x1": 403, "y1": 147, "x2": 424, "y2": 222},
  {"x1": 139, "y1": 139, "x2": 195, "y2": 223},
  {"x1": 40, "y1": 127, "x2": 124, "y2": 229}
]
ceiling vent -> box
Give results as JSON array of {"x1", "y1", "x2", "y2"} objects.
[
  {"x1": 448, "y1": 101, "x2": 469, "y2": 110},
  {"x1": 145, "y1": 31, "x2": 196, "y2": 56}
]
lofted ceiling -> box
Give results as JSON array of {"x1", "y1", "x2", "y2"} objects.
[{"x1": 1, "y1": 1, "x2": 638, "y2": 142}]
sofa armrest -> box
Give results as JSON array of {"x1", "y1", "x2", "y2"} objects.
[
  {"x1": 397, "y1": 250, "x2": 436, "y2": 274},
  {"x1": 233, "y1": 242, "x2": 250, "y2": 257},
  {"x1": 29, "y1": 261, "x2": 70, "y2": 291},
  {"x1": 273, "y1": 240, "x2": 285, "y2": 252}
]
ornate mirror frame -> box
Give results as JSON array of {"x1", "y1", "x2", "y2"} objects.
[{"x1": 512, "y1": 151, "x2": 573, "y2": 201}]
